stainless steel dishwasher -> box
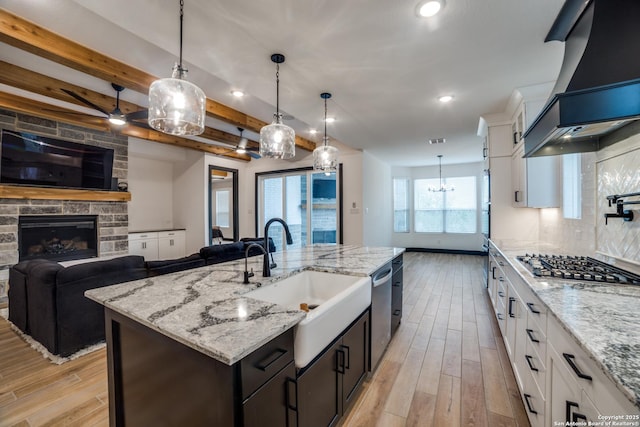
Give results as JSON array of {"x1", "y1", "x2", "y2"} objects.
[{"x1": 371, "y1": 262, "x2": 393, "y2": 370}]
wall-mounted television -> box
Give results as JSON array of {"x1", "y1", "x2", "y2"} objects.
[{"x1": 0, "y1": 129, "x2": 114, "y2": 190}]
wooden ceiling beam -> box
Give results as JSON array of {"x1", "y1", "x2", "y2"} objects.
[
  {"x1": 0, "y1": 61, "x2": 260, "y2": 150},
  {"x1": 0, "y1": 91, "x2": 251, "y2": 161},
  {"x1": 0, "y1": 8, "x2": 316, "y2": 152}
]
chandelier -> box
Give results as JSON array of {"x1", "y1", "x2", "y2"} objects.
[
  {"x1": 260, "y1": 54, "x2": 296, "y2": 159},
  {"x1": 313, "y1": 92, "x2": 339, "y2": 175},
  {"x1": 429, "y1": 155, "x2": 455, "y2": 192},
  {"x1": 148, "y1": 0, "x2": 206, "y2": 136}
]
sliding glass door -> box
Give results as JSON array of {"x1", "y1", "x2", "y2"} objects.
[{"x1": 258, "y1": 169, "x2": 338, "y2": 251}]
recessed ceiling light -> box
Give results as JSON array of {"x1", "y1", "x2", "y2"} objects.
[
  {"x1": 231, "y1": 90, "x2": 245, "y2": 97},
  {"x1": 324, "y1": 117, "x2": 336, "y2": 123},
  {"x1": 309, "y1": 129, "x2": 318, "y2": 134},
  {"x1": 438, "y1": 95, "x2": 454, "y2": 103},
  {"x1": 416, "y1": 0, "x2": 445, "y2": 18}
]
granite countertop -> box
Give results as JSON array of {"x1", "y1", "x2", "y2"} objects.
[
  {"x1": 491, "y1": 239, "x2": 640, "y2": 409},
  {"x1": 86, "y1": 244, "x2": 404, "y2": 366}
]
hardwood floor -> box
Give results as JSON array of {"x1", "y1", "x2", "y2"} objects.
[{"x1": 0, "y1": 253, "x2": 528, "y2": 426}]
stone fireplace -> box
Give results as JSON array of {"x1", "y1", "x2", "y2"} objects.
[
  {"x1": 0, "y1": 109, "x2": 131, "y2": 300},
  {"x1": 18, "y1": 215, "x2": 98, "y2": 262}
]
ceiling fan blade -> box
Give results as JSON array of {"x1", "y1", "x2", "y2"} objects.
[
  {"x1": 60, "y1": 88, "x2": 110, "y2": 116},
  {"x1": 41, "y1": 107, "x2": 104, "y2": 118},
  {"x1": 248, "y1": 151, "x2": 261, "y2": 159},
  {"x1": 124, "y1": 109, "x2": 148, "y2": 121},
  {"x1": 127, "y1": 120, "x2": 153, "y2": 130}
]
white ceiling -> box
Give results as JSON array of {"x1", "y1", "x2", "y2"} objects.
[{"x1": 2, "y1": 0, "x2": 566, "y2": 167}]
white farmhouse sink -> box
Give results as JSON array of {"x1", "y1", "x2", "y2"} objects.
[{"x1": 246, "y1": 270, "x2": 371, "y2": 368}]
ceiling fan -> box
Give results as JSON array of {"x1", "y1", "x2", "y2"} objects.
[
  {"x1": 59, "y1": 83, "x2": 149, "y2": 127},
  {"x1": 225, "y1": 127, "x2": 261, "y2": 159}
]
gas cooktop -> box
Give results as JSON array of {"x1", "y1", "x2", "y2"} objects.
[{"x1": 517, "y1": 254, "x2": 640, "y2": 285}]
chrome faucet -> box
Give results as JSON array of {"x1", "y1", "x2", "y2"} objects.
[
  {"x1": 243, "y1": 243, "x2": 267, "y2": 284},
  {"x1": 263, "y1": 218, "x2": 293, "y2": 277}
]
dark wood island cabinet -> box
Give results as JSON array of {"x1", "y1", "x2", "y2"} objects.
[{"x1": 105, "y1": 309, "x2": 297, "y2": 427}]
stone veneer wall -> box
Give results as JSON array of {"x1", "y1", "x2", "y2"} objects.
[{"x1": 0, "y1": 109, "x2": 130, "y2": 300}]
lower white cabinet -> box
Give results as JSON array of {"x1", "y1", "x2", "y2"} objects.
[
  {"x1": 487, "y1": 241, "x2": 639, "y2": 427},
  {"x1": 158, "y1": 230, "x2": 186, "y2": 260},
  {"x1": 128, "y1": 230, "x2": 185, "y2": 261}
]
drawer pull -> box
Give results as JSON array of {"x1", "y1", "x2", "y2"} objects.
[
  {"x1": 498, "y1": 261, "x2": 504, "y2": 266},
  {"x1": 492, "y1": 266, "x2": 497, "y2": 280},
  {"x1": 498, "y1": 291, "x2": 505, "y2": 298},
  {"x1": 508, "y1": 297, "x2": 516, "y2": 318},
  {"x1": 497, "y1": 313, "x2": 504, "y2": 320},
  {"x1": 255, "y1": 348, "x2": 288, "y2": 371},
  {"x1": 525, "y1": 355, "x2": 538, "y2": 372},
  {"x1": 393, "y1": 282, "x2": 401, "y2": 287},
  {"x1": 563, "y1": 353, "x2": 592, "y2": 381},
  {"x1": 523, "y1": 393, "x2": 538, "y2": 415},
  {"x1": 526, "y1": 329, "x2": 540, "y2": 343},
  {"x1": 286, "y1": 377, "x2": 298, "y2": 412},
  {"x1": 393, "y1": 309, "x2": 402, "y2": 316},
  {"x1": 566, "y1": 401, "x2": 587, "y2": 423},
  {"x1": 526, "y1": 302, "x2": 540, "y2": 314}
]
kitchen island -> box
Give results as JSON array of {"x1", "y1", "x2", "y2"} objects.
[
  {"x1": 488, "y1": 239, "x2": 640, "y2": 426},
  {"x1": 86, "y1": 244, "x2": 404, "y2": 426}
]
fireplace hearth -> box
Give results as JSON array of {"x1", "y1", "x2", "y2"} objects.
[{"x1": 18, "y1": 215, "x2": 98, "y2": 262}]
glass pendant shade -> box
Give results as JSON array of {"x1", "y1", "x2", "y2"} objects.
[
  {"x1": 313, "y1": 140, "x2": 339, "y2": 175},
  {"x1": 428, "y1": 154, "x2": 454, "y2": 192},
  {"x1": 260, "y1": 113, "x2": 296, "y2": 159},
  {"x1": 148, "y1": 66, "x2": 206, "y2": 136}
]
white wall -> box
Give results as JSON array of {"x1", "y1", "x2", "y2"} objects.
[
  {"x1": 391, "y1": 161, "x2": 487, "y2": 251},
  {"x1": 362, "y1": 151, "x2": 392, "y2": 247},
  {"x1": 128, "y1": 138, "x2": 187, "y2": 231}
]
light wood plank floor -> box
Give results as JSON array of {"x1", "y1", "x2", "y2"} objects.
[{"x1": 0, "y1": 253, "x2": 529, "y2": 426}]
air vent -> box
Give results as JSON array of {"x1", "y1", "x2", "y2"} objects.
[{"x1": 429, "y1": 138, "x2": 446, "y2": 144}]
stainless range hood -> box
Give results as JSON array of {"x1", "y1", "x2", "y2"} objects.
[{"x1": 524, "y1": 0, "x2": 640, "y2": 157}]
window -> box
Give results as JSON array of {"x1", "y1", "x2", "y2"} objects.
[
  {"x1": 258, "y1": 169, "x2": 338, "y2": 250},
  {"x1": 393, "y1": 178, "x2": 410, "y2": 232},
  {"x1": 414, "y1": 176, "x2": 477, "y2": 233},
  {"x1": 215, "y1": 190, "x2": 230, "y2": 227},
  {"x1": 563, "y1": 153, "x2": 582, "y2": 219}
]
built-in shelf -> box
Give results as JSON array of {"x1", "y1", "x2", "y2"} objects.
[{"x1": 0, "y1": 185, "x2": 131, "y2": 202}]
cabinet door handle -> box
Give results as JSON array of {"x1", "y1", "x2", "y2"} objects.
[
  {"x1": 170, "y1": 239, "x2": 174, "y2": 246},
  {"x1": 393, "y1": 309, "x2": 402, "y2": 316},
  {"x1": 523, "y1": 393, "x2": 538, "y2": 414},
  {"x1": 563, "y1": 353, "x2": 592, "y2": 381},
  {"x1": 508, "y1": 297, "x2": 516, "y2": 318},
  {"x1": 286, "y1": 377, "x2": 298, "y2": 412},
  {"x1": 525, "y1": 355, "x2": 538, "y2": 372},
  {"x1": 483, "y1": 147, "x2": 488, "y2": 158},
  {"x1": 526, "y1": 302, "x2": 540, "y2": 314},
  {"x1": 393, "y1": 281, "x2": 401, "y2": 287},
  {"x1": 341, "y1": 345, "x2": 350, "y2": 369},
  {"x1": 498, "y1": 261, "x2": 504, "y2": 266},
  {"x1": 255, "y1": 348, "x2": 287, "y2": 371},
  {"x1": 336, "y1": 349, "x2": 346, "y2": 374},
  {"x1": 526, "y1": 329, "x2": 539, "y2": 343},
  {"x1": 497, "y1": 313, "x2": 504, "y2": 320},
  {"x1": 142, "y1": 242, "x2": 146, "y2": 249},
  {"x1": 492, "y1": 266, "x2": 496, "y2": 280},
  {"x1": 498, "y1": 291, "x2": 505, "y2": 298},
  {"x1": 515, "y1": 190, "x2": 521, "y2": 203}
]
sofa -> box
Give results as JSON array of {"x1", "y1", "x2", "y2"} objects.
[{"x1": 7, "y1": 238, "x2": 275, "y2": 357}]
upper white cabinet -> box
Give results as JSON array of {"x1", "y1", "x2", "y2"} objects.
[{"x1": 510, "y1": 98, "x2": 561, "y2": 208}]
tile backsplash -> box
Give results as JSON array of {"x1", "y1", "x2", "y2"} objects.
[{"x1": 538, "y1": 131, "x2": 640, "y2": 266}]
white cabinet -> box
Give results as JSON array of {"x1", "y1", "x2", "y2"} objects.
[
  {"x1": 128, "y1": 232, "x2": 160, "y2": 260},
  {"x1": 487, "y1": 241, "x2": 640, "y2": 427},
  {"x1": 158, "y1": 230, "x2": 186, "y2": 260},
  {"x1": 511, "y1": 145, "x2": 561, "y2": 208},
  {"x1": 128, "y1": 230, "x2": 185, "y2": 261}
]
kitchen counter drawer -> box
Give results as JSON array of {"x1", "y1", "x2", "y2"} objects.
[
  {"x1": 240, "y1": 329, "x2": 294, "y2": 400},
  {"x1": 547, "y1": 317, "x2": 639, "y2": 417}
]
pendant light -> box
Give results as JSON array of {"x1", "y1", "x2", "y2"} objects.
[
  {"x1": 313, "y1": 92, "x2": 339, "y2": 175},
  {"x1": 428, "y1": 155, "x2": 455, "y2": 192},
  {"x1": 260, "y1": 54, "x2": 295, "y2": 159},
  {"x1": 148, "y1": 0, "x2": 206, "y2": 136}
]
